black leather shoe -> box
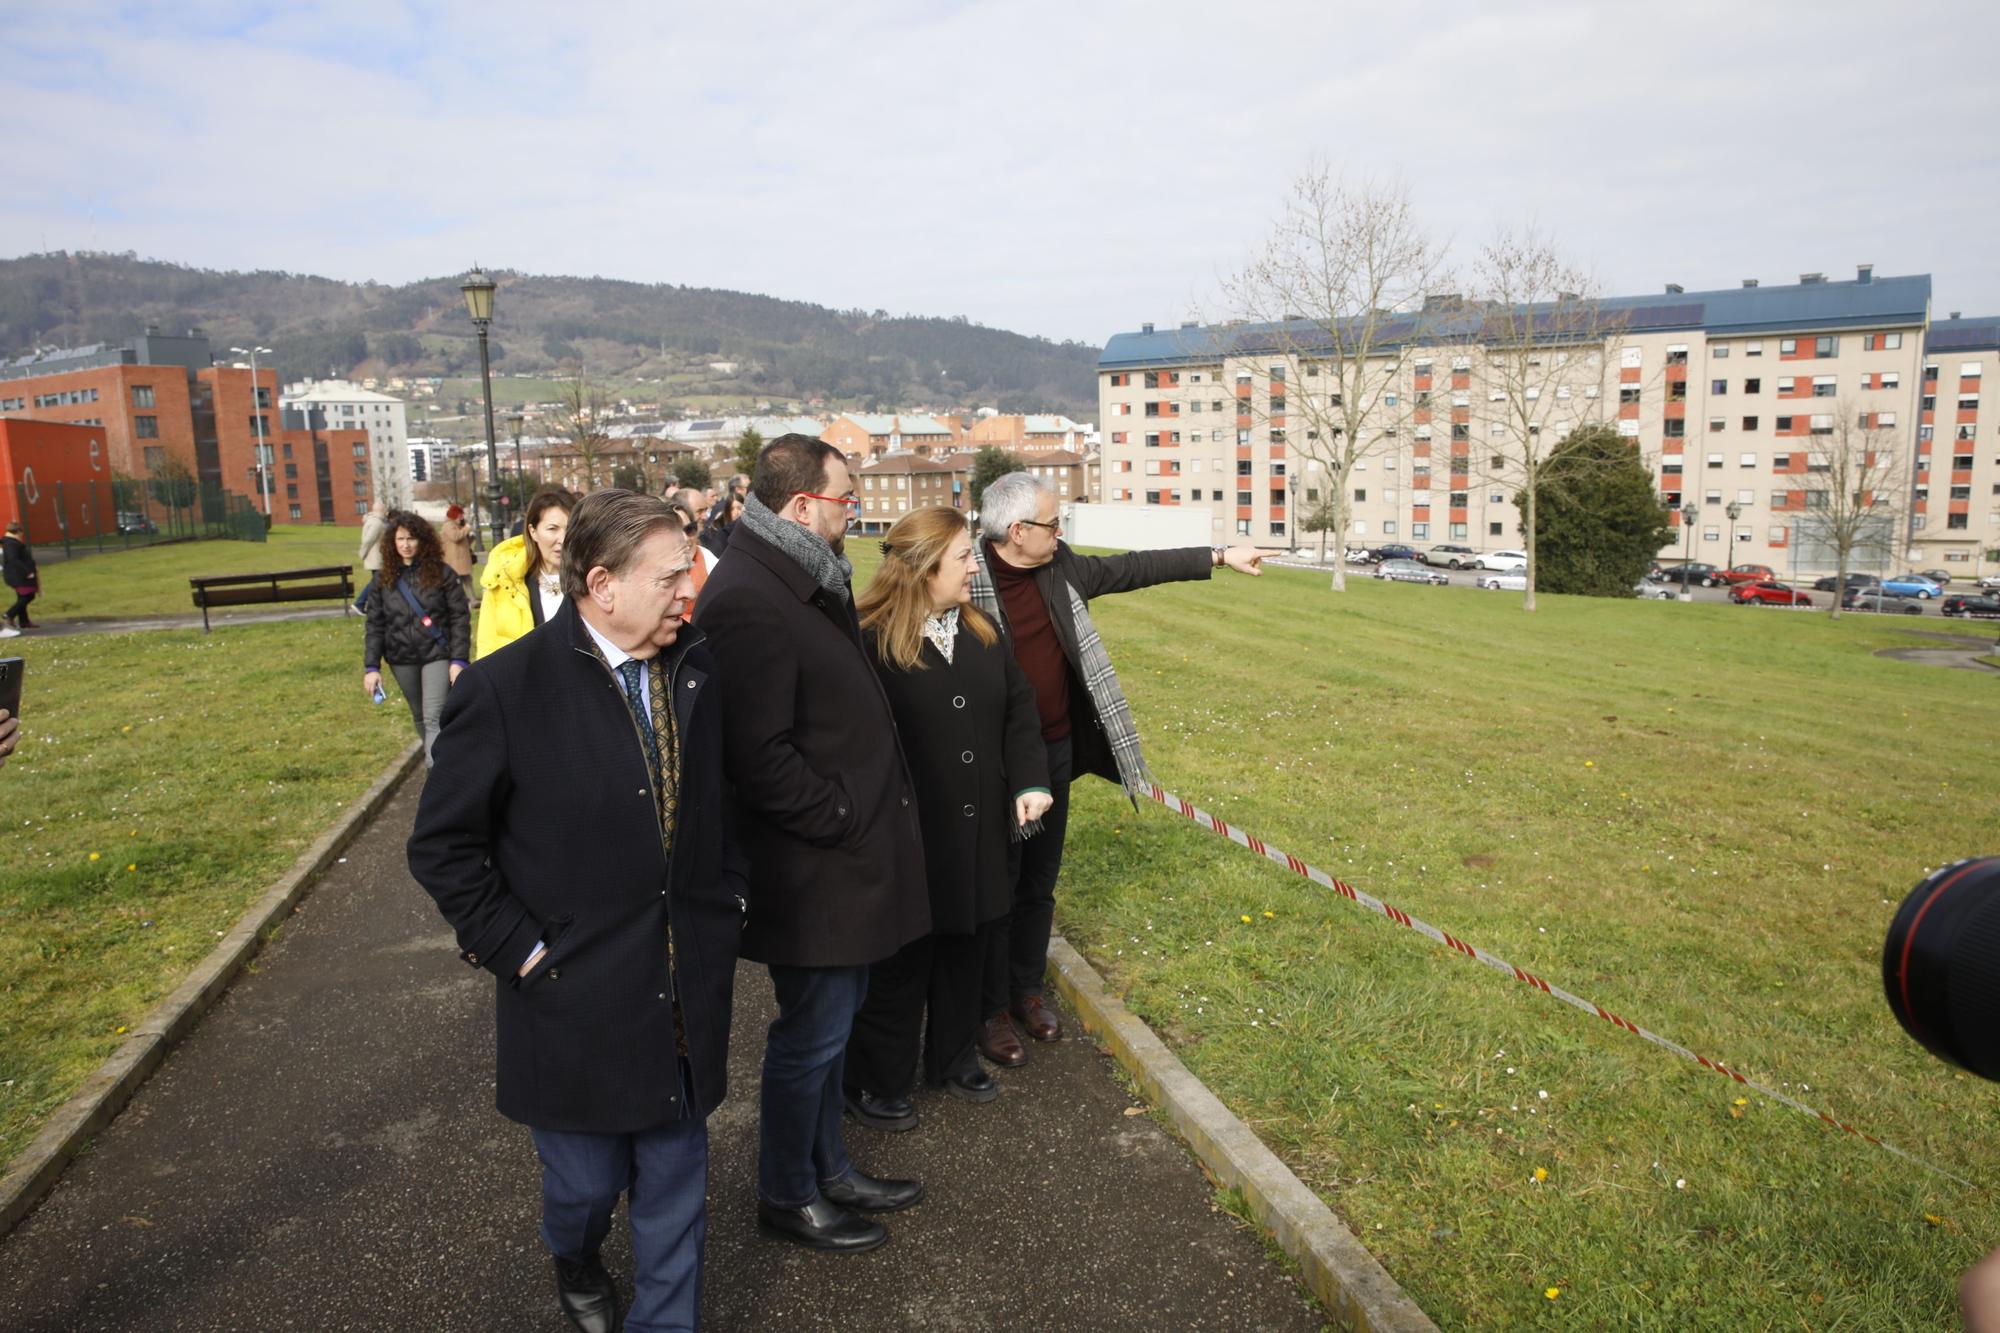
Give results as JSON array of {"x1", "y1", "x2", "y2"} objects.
[
  {"x1": 942, "y1": 1067, "x2": 999, "y2": 1103},
  {"x1": 844, "y1": 1088, "x2": 918, "y2": 1132},
  {"x1": 757, "y1": 1197, "x2": 888, "y2": 1252},
  {"x1": 551, "y1": 1253, "x2": 622, "y2": 1333},
  {"x1": 819, "y1": 1169, "x2": 924, "y2": 1213}
]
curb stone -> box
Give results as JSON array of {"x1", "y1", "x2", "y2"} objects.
[
  {"x1": 0, "y1": 739, "x2": 424, "y2": 1240},
  {"x1": 1046, "y1": 933, "x2": 1438, "y2": 1333}
]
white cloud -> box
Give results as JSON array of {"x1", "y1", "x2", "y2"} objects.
[{"x1": 3, "y1": 0, "x2": 1998, "y2": 345}]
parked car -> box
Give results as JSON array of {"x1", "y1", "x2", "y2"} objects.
[
  {"x1": 1368, "y1": 543, "x2": 1423, "y2": 564},
  {"x1": 1424, "y1": 543, "x2": 1479, "y2": 569},
  {"x1": 1719, "y1": 563, "x2": 1776, "y2": 586},
  {"x1": 1978, "y1": 573, "x2": 2000, "y2": 591},
  {"x1": 1883, "y1": 574, "x2": 1944, "y2": 599},
  {"x1": 116, "y1": 512, "x2": 157, "y2": 535},
  {"x1": 1373, "y1": 558, "x2": 1450, "y2": 586},
  {"x1": 1918, "y1": 568, "x2": 1954, "y2": 587},
  {"x1": 1474, "y1": 548, "x2": 1528, "y2": 572},
  {"x1": 1812, "y1": 572, "x2": 1881, "y2": 592},
  {"x1": 1477, "y1": 569, "x2": 1528, "y2": 591},
  {"x1": 1649, "y1": 561, "x2": 1719, "y2": 587},
  {"x1": 1633, "y1": 581, "x2": 1680, "y2": 601},
  {"x1": 1841, "y1": 588, "x2": 1923, "y2": 615},
  {"x1": 1729, "y1": 580, "x2": 1813, "y2": 607},
  {"x1": 1942, "y1": 593, "x2": 2000, "y2": 619}
]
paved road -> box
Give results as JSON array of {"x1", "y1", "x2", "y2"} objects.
[
  {"x1": 0, "y1": 774, "x2": 1328, "y2": 1332},
  {"x1": 19, "y1": 605, "x2": 357, "y2": 639}
]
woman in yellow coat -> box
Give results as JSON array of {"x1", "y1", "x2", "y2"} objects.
[{"x1": 474, "y1": 486, "x2": 580, "y2": 659}]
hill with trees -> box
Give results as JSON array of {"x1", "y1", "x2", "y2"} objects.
[{"x1": 0, "y1": 252, "x2": 1099, "y2": 416}]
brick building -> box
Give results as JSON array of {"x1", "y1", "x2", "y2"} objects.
[
  {"x1": 856, "y1": 451, "x2": 962, "y2": 532},
  {"x1": 966, "y1": 413, "x2": 1092, "y2": 453},
  {"x1": 0, "y1": 330, "x2": 282, "y2": 519},
  {"x1": 823, "y1": 413, "x2": 963, "y2": 459}
]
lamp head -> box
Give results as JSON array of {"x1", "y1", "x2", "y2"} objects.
[{"x1": 460, "y1": 268, "x2": 497, "y2": 325}]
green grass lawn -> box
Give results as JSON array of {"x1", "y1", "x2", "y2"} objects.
[
  {"x1": 0, "y1": 618, "x2": 414, "y2": 1163},
  {"x1": 31, "y1": 527, "x2": 369, "y2": 620},
  {"x1": 1029, "y1": 566, "x2": 2000, "y2": 1328}
]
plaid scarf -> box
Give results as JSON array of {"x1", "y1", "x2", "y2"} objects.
[{"x1": 971, "y1": 543, "x2": 1153, "y2": 806}]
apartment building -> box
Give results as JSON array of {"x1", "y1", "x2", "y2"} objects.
[
  {"x1": 280, "y1": 380, "x2": 410, "y2": 510},
  {"x1": 823, "y1": 413, "x2": 963, "y2": 458},
  {"x1": 1917, "y1": 314, "x2": 2000, "y2": 569},
  {"x1": 0, "y1": 330, "x2": 282, "y2": 515},
  {"x1": 966, "y1": 413, "x2": 1093, "y2": 453},
  {"x1": 856, "y1": 451, "x2": 963, "y2": 532},
  {"x1": 1098, "y1": 268, "x2": 1935, "y2": 573},
  {"x1": 273, "y1": 406, "x2": 375, "y2": 525}
]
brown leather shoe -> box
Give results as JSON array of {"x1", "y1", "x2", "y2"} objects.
[
  {"x1": 1011, "y1": 993, "x2": 1062, "y2": 1042},
  {"x1": 978, "y1": 1012, "x2": 1027, "y2": 1067}
]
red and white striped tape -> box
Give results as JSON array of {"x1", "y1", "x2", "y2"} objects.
[{"x1": 1142, "y1": 782, "x2": 1972, "y2": 1187}]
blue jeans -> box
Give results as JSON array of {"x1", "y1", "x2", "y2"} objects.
[
  {"x1": 759, "y1": 963, "x2": 868, "y2": 1208},
  {"x1": 531, "y1": 1104, "x2": 709, "y2": 1333}
]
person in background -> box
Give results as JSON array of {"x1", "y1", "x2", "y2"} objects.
[
  {"x1": 3, "y1": 521, "x2": 39, "y2": 634},
  {"x1": 355, "y1": 499, "x2": 387, "y2": 613},
  {"x1": 476, "y1": 487, "x2": 580, "y2": 659},
  {"x1": 664, "y1": 497, "x2": 714, "y2": 621},
  {"x1": 439, "y1": 505, "x2": 476, "y2": 608},
  {"x1": 842, "y1": 508, "x2": 1051, "y2": 1129},
  {"x1": 407, "y1": 489, "x2": 745, "y2": 1333},
  {"x1": 363, "y1": 511, "x2": 470, "y2": 765},
  {"x1": 970, "y1": 472, "x2": 1264, "y2": 1068},
  {"x1": 695, "y1": 434, "x2": 927, "y2": 1253},
  {"x1": 700, "y1": 495, "x2": 742, "y2": 561}
]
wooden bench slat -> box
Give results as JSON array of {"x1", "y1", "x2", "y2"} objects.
[{"x1": 186, "y1": 566, "x2": 356, "y2": 631}]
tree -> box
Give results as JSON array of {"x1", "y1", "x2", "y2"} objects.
[
  {"x1": 550, "y1": 367, "x2": 612, "y2": 491},
  {"x1": 970, "y1": 447, "x2": 1026, "y2": 509},
  {"x1": 733, "y1": 427, "x2": 764, "y2": 476},
  {"x1": 671, "y1": 455, "x2": 713, "y2": 491},
  {"x1": 1524, "y1": 424, "x2": 1674, "y2": 596},
  {"x1": 611, "y1": 463, "x2": 648, "y2": 493},
  {"x1": 1219, "y1": 166, "x2": 1448, "y2": 592},
  {"x1": 1793, "y1": 398, "x2": 1907, "y2": 619},
  {"x1": 147, "y1": 453, "x2": 196, "y2": 509},
  {"x1": 1300, "y1": 490, "x2": 1341, "y2": 563},
  {"x1": 1469, "y1": 225, "x2": 1628, "y2": 611}
]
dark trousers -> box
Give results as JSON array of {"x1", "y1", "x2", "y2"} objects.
[
  {"x1": 759, "y1": 963, "x2": 866, "y2": 1208},
  {"x1": 988, "y1": 734, "x2": 1073, "y2": 1013},
  {"x1": 5, "y1": 591, "x2": 32, "y2": 627},
  {"x1": 845, "y1": 924, "x2": 994, "y2": 1097},
  {"x1": 531, "y1": 1106, "x2": 709, "y2": 1333}
]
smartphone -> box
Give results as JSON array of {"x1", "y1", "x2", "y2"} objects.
[{"x1": 0, "y1": 657, "x2": 20, "y2": 722}]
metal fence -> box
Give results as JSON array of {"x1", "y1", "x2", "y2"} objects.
[{"x1": 9, "y1": 478, "x2": 267, "y2": 558}]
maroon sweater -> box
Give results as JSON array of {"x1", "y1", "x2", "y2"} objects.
[{"x1": 987, "y1": 546, "x2": 1071, "y2": 742}]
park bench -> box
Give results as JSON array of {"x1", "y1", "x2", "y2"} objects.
[{"x1": 188, "y1": 566, "x2": 356, "y2": 633}]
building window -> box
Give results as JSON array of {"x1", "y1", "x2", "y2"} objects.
[
  {"x1": 288, "y1": 504, "x2": 302, "y2": 520},
  {"x1": 1270, "y1": 522, "x2": 1287, "y2": 536},
  {"x1": 1237, "y1": 490, "x2": 1252, "y2": 506},
  {"x1": 1713, "y1": 345, "x2": 1730, "y2": 359},
  {"x1": 1710, "y1": 379, "x2": 1727, "y2": 395},
  {"x1": 1948, "y1": 513, "x2": 1969, "y2": 530},
  {"x1": 1664, "y1": 420, "x2": 1686, "y2": 438},
  {"x1": 134, "y1": 415, "x2": 160, "y2": 438},
  {"x1": 132, "y1": 385, "x2": 155, "y2": 407},
  {"x1": 1709, "y1": 417, "x2": 1726, "y2": 432},
  {"x1": 1707, "y1": 453, "x2": 1724, "y2": 468},
  {"x1": 1449, "y1": 522, "x2": 1468, "y2": 538},
  {"x1": 1411, "y1": 522, "x2": 1430, "y2": 539},
  {"x1": 1742, "y1": 416, "x2": 1759, "y2": 431},
  {"x1": 1352, "y1": 489, "x2": 1366, "y2": 503}
]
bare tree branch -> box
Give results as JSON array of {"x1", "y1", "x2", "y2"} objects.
[{"x1": 1791, "y1": 396, "x2": 1907, "y2": 619}]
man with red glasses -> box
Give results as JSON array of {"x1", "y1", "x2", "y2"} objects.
[
  {"x1": 695, "y1": 434, "x2": 929, "y2": 1253},
  {"x1": 971, "y1": 471, "x2": 1262, "y2": 1067}
]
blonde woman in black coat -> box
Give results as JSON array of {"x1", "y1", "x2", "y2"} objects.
[{"x1": 843, "y1": 507, "x2": 1052, "y2": 1129}]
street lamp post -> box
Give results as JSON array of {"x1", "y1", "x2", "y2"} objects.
[
  {"x1": 230, "y1": 345, "x2": 275, "y2": 517},
  {"x1": 1287, "y1": 472, "x2": 1299, "y2": 555},
  {"x1": 1679, "y1": 500, "x2": 1699, "y2": 601},
  {"x1": 508, "y1": 411, "x2": 528, "y2": 519},
  {"x1": 1725, "y1": 500, "x2": 1744, "y2": 576},
  {"x1": 460, "y1": 268, "x2": 505, "y2": 547}
]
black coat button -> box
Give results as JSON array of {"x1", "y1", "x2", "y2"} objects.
[
  {"x1": 961, "y1": 750, "x2": 974, "y2": 763},
  {"x1": 952, "y1": 695, "x2": 966, "y2": 709},
  {"x1": 963, "y1": 804, "x2": 976, "y2": 817},
  {"x1": 546, "y1": 968, "x2": 560, "y2": 981}
]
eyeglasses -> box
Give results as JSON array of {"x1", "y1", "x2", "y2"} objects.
[
  {"x1": 799, "y1": 491, "x2": 860, "y2": 510},
  {"x1": 1017, "y1": 516, "x2": 1061, "y2": 535}
]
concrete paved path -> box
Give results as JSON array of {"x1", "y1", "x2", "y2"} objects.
[{"x1": 0, "y1": 772, "x2": 1328, "y2": 1331}]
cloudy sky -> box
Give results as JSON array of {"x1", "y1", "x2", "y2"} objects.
[{"x1": 6, "y1": 0, "x2": 1998, "y2": 345}]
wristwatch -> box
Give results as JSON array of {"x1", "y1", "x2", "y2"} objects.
[{"x1": 1212, "y1": 546, "x2": 1226, "y2": 568}]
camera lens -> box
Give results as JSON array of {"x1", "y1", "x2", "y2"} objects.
[{"x1": 1883, "y1": 857, "x2": 2000, "y2": 1083}]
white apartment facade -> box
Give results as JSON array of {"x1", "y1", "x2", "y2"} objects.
[
  {"x1": 281, "y1": 379, "x2": 411, "y2": 508},
  {"x1": 1098, "y1": 268, "x2": 1945, "y2": 574},
  {"x1": 1916, "y1": 315, "x2": 2000, "y2": 570}
]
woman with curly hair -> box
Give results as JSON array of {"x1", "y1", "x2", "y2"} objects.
[{"x1": 363, "y1": 510, "x2": 470, "y2": 765}]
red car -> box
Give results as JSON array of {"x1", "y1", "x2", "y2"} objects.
[
  {"x1": 1729, "y1": 580, "x2": 1813, "y2": 607},
  {"x1": 1719, "y1": 563, "x2": 1777, "y2": 586}
]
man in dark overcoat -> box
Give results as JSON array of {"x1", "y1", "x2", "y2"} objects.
[
  {"x1": 970, "y1": 472, "x2": 1264, "y2": 1066},
  {"x1": 408, "y1": 489, "x2": 744, "y2": 1333},
  {"x1": 694, "y1": 434, "x2": 929, "y2": 1253}
]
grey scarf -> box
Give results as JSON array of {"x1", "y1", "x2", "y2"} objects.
[
  {"x1": 739, "y1": 491, "x2": 853, "y2": 599},
  {"x1": 970, "y1": 542, "x2": 1153, "y2": 806}
]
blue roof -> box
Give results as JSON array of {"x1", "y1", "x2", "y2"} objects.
[
  {"x1": 1925, "y1": 317, "x2": 2000, "y2": 353},
  {"x1": 1100, "y1": 273, "x2": 1934, "y2": 369}
]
